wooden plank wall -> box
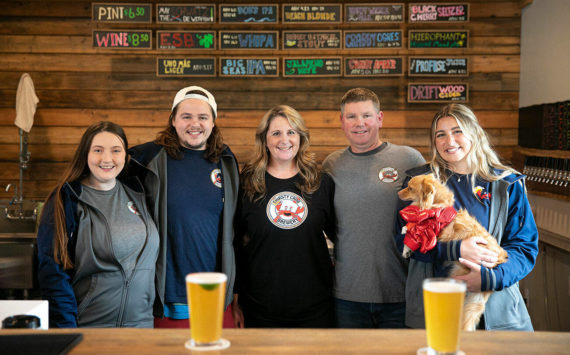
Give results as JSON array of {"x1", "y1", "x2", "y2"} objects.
[{"x1": 0, "y1": 0, "x2": 522, "y2": 200}]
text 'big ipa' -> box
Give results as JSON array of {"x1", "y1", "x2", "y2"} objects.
[
  {"x1": 186, "y1": 272, "x2": 227, "y2": 345},
  {"x1": 423, "y1": 278, "x2": 466, "y2": 354}
]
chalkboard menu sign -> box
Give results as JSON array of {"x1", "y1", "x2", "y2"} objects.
[
  {"x1": 92, "y1": 3, "x2": 151, "y2": 23},
  {"x1": 283, "y1": 31, "x2": 341, "y2": 50},
  {"x1": 409, "y1": 30, "x2": 468, "y2": 49},
  {"x1": 409, "y1": 57, "x2": 468, "y2": 76},
  {"x1": 345, "y1": 3, "x2": 404, "y2": 23},
  {"x1": 156, "y1": 4, "x2": 215, "y2": 23},
  {"x1": 220, "y1": 57, "x2": 279, "y2": 77},
  {"x1": 220, "y1": 31, "x2": 278, "y2": 50},
  {"x1": 409, "y1": 3, "x2": 469, "y2": 22},
  {"x1": 408, "y1": 83, "x2": 468, "y2": 103},
  {"x1": 344, "y1": 30, "x2": 403, "y2": 49},
  {"x1": 283, "y1": 4, "x2": 341, "y2": 23},
  {"x1": 157, "y1": 31, "x2": 215, "y2": 50},
  {"x1": 220, "y1": 4, "x2": 278, "y2": 23},
  {"x1": 157, "y1": 57, "x2": 216, "y2": 77},
  {"x1": 345, "y1": 57, "x2": 403, "y2": 76},
  {"x1": 93, "y1": 30, "x2": 151, "y2": 49},
  {"x1": 283, "y1": 57, "x2": 342, "y2": 77}
]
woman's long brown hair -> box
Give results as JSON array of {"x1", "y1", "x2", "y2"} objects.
[{"x1": 47, "y1": 121, "x2": 128, "y2": 269}]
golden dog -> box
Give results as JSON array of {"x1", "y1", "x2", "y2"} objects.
[{"x1": 398, "y1": 174, "x2": 508, "y2": 331}]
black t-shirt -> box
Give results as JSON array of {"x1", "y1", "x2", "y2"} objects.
[{"x1": 235, "y1": 172, "x2": 335, "y2": 322}]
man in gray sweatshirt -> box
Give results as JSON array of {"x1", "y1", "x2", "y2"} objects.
[{"x1": 322, "y1": 88, "x2": 425, "y2": 328}]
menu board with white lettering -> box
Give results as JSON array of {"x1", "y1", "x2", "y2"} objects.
[
  {"x1": 283, "y1": 4, "x2": 341, "y2": 23},
  {"x1": 409, "y1": 57, "x2": 468, "y2": 76},
  {"x1": 156, "y1": 4, "x2": 215, "y2": 23},
  {"x1": 408, "y1": 83, "x2": 468, "y2": 103},
  {"x1": 409, "y1": 30, "x2": 468, "y2": 49},
  {"x1": 157, "y1": 31, "x2": 215, "y2": 50},
  {"x1": 345, "y1": 57, "x2": 403, "y2": 76},
  {"x1": 93, "y1": 30, "x2": 152, "y2": 49},
  {"x1": 409, "y1": 3, "x2": 469, "y2": 22},
  {"x1": 344, "y1": 30, "x2": 403, "y2": 49},
  {"x1": 283, "y1": 31, "x2": 341, "y2": 50},
  {"x1": 92, "y1": 3, "x2": 151, "y2": 23},
  {"x1": 220, "y1": 57, "x2": 279, "y2": 77},
  {"x1": 220, "y1": 4, "x2": 278, "y2": 23},
  {"x1": 220, "y1": 31, "x2": 278, "y2": 50},
  {"x1": 283, "y1": 57, "x2": 342, "y2": 77},
  {"x1": 157, "y1": 57, "x2": 216, "y2": 77},
  {"x1": 345, "y1": 3, "x2": 404, "y2": 23}
]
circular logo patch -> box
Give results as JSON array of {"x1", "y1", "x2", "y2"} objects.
[
  {"x1": 127, "y1": 201, "x2": 141, "y2": 215},
  {"x1": 379, "y1": 167, "x2": 398, "y2": 183},
  {"x1": 266, "y1": 191, "x2": 308, "y2": 229},
  {"x1": 210, "y1": 169, "x2": 222, "y2": 188}
]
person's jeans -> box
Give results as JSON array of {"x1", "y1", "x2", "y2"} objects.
[{"x1": 335, "y1": 298, "x2": 406, "y2": 328}]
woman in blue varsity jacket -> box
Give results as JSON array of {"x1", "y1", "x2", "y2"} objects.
[{"x1": 398, "y1": 104, "x2": 538, "y2": 331}]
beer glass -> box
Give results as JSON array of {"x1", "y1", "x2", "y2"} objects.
[
  {"x1": 420, "y1": 278, "x2": 466, "y2": 355},
  {"x1": 184, "y1": 272, "x2": 230, "y2": 351}
]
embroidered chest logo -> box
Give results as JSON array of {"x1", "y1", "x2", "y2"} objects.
[
  {"x1": 474, "y1": 186, "x2": 491, "y2": 201},
  {"x1": 379, "y1": 167, "x2": 398, "y2": 183},
  {"x1": 127, "y1": 201, "x2": 141, "y2": 215},
  {"x1": 266, "y1": 192, "x2": 308, "y2": 229},
  {"x1": 210, "y1": 169, "x2": 222, "y2": 188}
]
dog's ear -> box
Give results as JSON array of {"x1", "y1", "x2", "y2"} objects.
[{"x1": 419, "y1": 178, "x2": 436, "y2": 208}]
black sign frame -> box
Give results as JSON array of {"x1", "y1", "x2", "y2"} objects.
[
  {"x1": 219, "y1": 4, "x2": 279, "y2": 23},
  {"x1": 92, "y1": 30, "x2": 152, "y2": 49},
  {"x1": 156, "y1": 4, "x2": 216, "y2": 24},
  {"x1": 156, "y1": 31, "x2": 216, "y2": 50},
  {"x1": 283, "y1": 30, "x2": 342, "y2": 50},
  {"x1": 408, "y1": 30, "x2": 469, "y2": 49},
  {"x1": 344, "y1": 3, "x2": 404, "y2": 23},
  {"x1": 282, "y1": 4, "x2": 342, "y2": 24},
  {"x1": 409, "y1": 3, "x2": 469, "y2": 23},
  {"x1": 156, "y1": 57, "x2": 216, "y2": 77},
  {"x1": 408, "y1": 56, "x2": 469, "y2": 77},
  {"x1": 344, "y1": 30, "x2": 403, "y2": 49},
  {"x1": 220, "y1": 57, "x2": 279, "y2": 77},
  {"x1": 219, "y1": 30, "x2": 279, "y2": 50},
  {"x1": 408, "y1": 83, "x2": 469, "y2": 103},
  {"x1": 344, "y1": 56, "x2": 404, "y2": 77},
  {"x1": 283, "y1": 57, "x2": 342, "y2": 77},
  {"x1": 92, "y1": 3, "x2": 152, "y2": 23}
]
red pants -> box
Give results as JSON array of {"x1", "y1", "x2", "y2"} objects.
[{"x1": 154, "y1": 307, "x2": 235, "y2": 328}]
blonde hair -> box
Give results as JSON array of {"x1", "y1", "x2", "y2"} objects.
[
  {"x1": 428, "y1": 104, "x2": 516, "y2": 187},
  {"x1": 241, "y1": 105, "x2": 320, "y2": 201}
]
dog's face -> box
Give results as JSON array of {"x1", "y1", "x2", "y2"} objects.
[{"x1": 398, "y1": 174, "x2": 455, "y2": 209}]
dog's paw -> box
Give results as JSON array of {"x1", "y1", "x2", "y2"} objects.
[{"x1": 402, "y1": 246, "x2": 413, "y2": 258}]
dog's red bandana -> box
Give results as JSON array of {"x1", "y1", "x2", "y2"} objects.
[{"x1": 399, "y1": 206, "x2": 457, "y2": 254}]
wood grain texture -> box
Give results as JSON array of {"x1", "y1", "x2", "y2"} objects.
[{"x1": 0, "y1": 0, "x2": 523, "y2": 199}]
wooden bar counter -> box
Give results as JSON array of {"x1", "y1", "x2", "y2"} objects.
[{"x1": 1, "y1": 328, "x2": 569, "y2": 354}]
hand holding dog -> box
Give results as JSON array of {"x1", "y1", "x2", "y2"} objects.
[
  {"x1": 456, "y1": 257, "x2": 483, "y2": 292},
  {"x1": 460, "y1": 236, "x2": 499, "y2": 268}
]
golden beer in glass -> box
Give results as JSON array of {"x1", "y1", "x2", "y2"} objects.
[
  {"x1": 185, "y1": 272, "x2": 229, "y2": 350},
  {"x1": 422, "y1": 278, "x2": 466, "y2": 355}
]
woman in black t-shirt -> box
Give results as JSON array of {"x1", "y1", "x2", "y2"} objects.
[{"x1": 232, "y1": 105, "x2": 336, "y2": 328}]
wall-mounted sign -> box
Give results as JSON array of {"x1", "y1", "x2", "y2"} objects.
[
  {"x1": 157, "y1": 31, "x2": 215, "y2": 50},
  {"x1": 345, "y1": 57, "x2": 403, "y2": 76},
  {"x1": 409, "y1": 3, "x2": 469, "y2": 22},
  {"x1": 220, "y1": 4, "x2": 278, "y2": 23},
  {"x1": 344, "y1": 30, "x2": 403, "y2": 49},
  {"x1": 282, "y1": 4, "x2": 341, "y2": 23},
  {"x1": 345, "y1": 3, "x2": 404, "y2": 23},
  {"x1": 409, "y1": 30, "x2": 468, "y2": 49},
  {"x1": 92, "y1": 3, "x2": 151, "y2": 23},
  {"x1": 220, "y1": 57, "x2": 279, "y2": 76},
  {"x1": 283, "y1": 31, "x2": 341, "y2": 50},
  {"x1": 157, "y1": 57, "x2": 216, "y2": 77},
  {"x1": 408, "y1": 83, "x2": 468, "y2": 103},
  {"x1": 93, "y1": 30, "x2": 152, "y2": 49},
  {"x1": 156, "y1": 4, "x2": 215, "y2": 23},
  {"x1": 283, "y1": 57, "x2": 342, "y2": 77},
  {"x1": 220, "y1": 31, "x2": 278, "y2": 50},
  {"x1": 409, "y1": 57, "x2": 468, "y2": 76}
]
